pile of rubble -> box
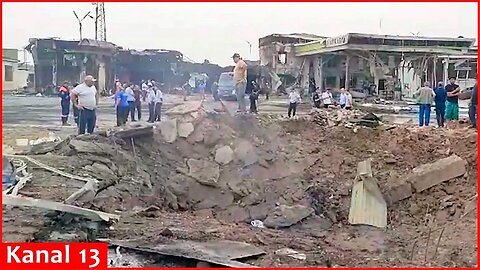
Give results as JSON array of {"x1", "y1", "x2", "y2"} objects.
[{"x1": 309, "y1": 108, "x2": 383, "y2": 129}]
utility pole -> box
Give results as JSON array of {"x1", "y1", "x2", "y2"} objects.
[
  {"x1": 93, "y1": 2, "x2": 107, "y2": 41},
  {"x1": 73, "y1": 10, "x2": 93, "y2": 40},
  {"x1": 246, "y1": 41, "x2": 252, "y2": 59}
]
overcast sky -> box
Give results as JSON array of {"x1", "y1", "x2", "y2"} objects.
[{"x1": 3, "y1": 2, "x2": 478, "y2": 66}]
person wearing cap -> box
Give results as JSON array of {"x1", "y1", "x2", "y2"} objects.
[
  {"x1": 445, "y1": 77, "x2": 461, "y2": 123},
  {"x1": 58, "y1": 81, "x2": 71, "y2": 126},
  {"x1": 232, "y1": 53, "x2": 248, "y2": 113},
  {"x1": 70, "y1": 75, "x2": 99, "y2": 134}
]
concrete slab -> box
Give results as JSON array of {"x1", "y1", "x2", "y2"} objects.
[{"x1": 407, "y1": 155, "x2": 467, "y2": 193}]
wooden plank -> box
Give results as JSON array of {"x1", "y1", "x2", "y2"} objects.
[{"x1": 2, "y1": 195, "x2": 120, "y2": 222}]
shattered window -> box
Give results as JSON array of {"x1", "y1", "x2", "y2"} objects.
[{"x1": 4, "y1": 65, "x2": 13, "y2": 81}]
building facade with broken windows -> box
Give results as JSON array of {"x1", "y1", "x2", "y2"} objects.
[
  {"x1": 26, "y1": 38, "x2": 119, "y2": 94},
  {"x1": 2, "y1": 48, "x2": 34, "y2": 91},
  {"x1": 295, "y1": 33, "x2": 477, "y2": 99},
  {"x1": 260, "y1": 33, "x2": 477, "y2": 99},
  {"x1": 115, "y1": 49, "x2": 184, "y2": 88},
  {"x1": 258, "y1": 33, "x2": 325, "y2": 92}
]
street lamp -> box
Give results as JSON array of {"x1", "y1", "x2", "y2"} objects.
[{"x1": 73, "y1": 10, "x2": 94, "y2": 40}]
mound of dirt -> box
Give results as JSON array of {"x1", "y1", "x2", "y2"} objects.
[{"x1": 9, "y1": 102, "x2": 477, "y2": 267}]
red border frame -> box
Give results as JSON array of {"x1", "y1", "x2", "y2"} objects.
[{"x1": 0, "y1": 1, "x2": 478, "y2": 269}]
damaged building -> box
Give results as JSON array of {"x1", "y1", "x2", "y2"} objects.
[
  {"x1": 260, "y1": 33, "x2": 477, "y2": 99},
  {"x1": 26, "y1": 38, "x2": 119, "y2": 94},
  {"x1": 115, "y1": 49, "x2": 184, "y2": 87},
  {"x1": 259, "y1": 33, "x2": 325, "y2": 91}
]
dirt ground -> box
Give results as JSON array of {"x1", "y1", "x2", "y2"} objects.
[{"x1": 2, "y1": 99, "x2": 477, "y2": 268}]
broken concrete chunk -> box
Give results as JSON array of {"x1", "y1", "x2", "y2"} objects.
[
  {"x1": 263, "y1": 204, "x2": 314, "y2": 229},
  {"x1": 275, "y1": 248, "x2": 306, "y2": 260},
  {"x1": 216, "y1": 206, "x2": 250, "y2": 223},
  {"x1": 159, "y1": 119, "x2": 178, "y2": 143},
  {"x1": 384, "y1": 178, "x2": 413, "y2": 205},
  {"x1": 187, "y1": 159, "x2": 220, "y2": 187},
  {"x1": 70, "y1": 139, "x2": 114, "y2": 156},
  {"x1": 215, "y1": 146, "x2": 234, "y2": 165},
  {"x1": 166, "y1": 101, "x2": 202, "y2": 116},
  {"x1": 234, "y1": 141, "x2": 258, "y2": 167},
  {"x1": 178, "y1": 122, "x2": 195, "y2": 138},
  {"x1": 407, "y1": 155, "x2": 467, "y2": 193}
]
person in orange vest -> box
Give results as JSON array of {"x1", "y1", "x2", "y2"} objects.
[{"x1": 58, "y1": 81, "x2": 71, "y2": 126}]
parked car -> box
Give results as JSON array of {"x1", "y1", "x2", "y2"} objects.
[{"x1": 217, "y1": 72, "x2": 237, "y2": 100}]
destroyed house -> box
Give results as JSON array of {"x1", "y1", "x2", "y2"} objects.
[
  {"x1": 26, "y1": 38, "x2": 119, "y2": 94},
  {"x1": 259, "y1": 33, "x2": 325, "y2": 92},
  {"x1": 293, "y1": 33, "x2": 476, "y2": 99},
  {"x1": 259, "y1": 33, "x2": 324, "y2": 75},
  {"x1": 115, "y1": 49, "x2": 183, "y2": 87}
]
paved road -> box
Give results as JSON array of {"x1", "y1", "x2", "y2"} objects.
[
  {"x1": 221, "y1": 96, "x2": 311, "y2": 117},
  {"x1": 2, "y1": 94, "x2": 193, "y2": 128}
]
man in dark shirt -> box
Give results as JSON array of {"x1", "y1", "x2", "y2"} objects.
[
  {"x1": 434, "y1": 82, "x2": 447, "y2": 127},
  {"x1": 469, "y1": 82, "x2": 478, "y2": 129},
  {"x1": 312, "y1": 88, "x2": 321, "y2": 108},
  {"x1": 133, "y1": 85, "x2": 142, "y2": 121},
  {"x1": 445, "y1": 77, "x2": 460, "y2": 122}
]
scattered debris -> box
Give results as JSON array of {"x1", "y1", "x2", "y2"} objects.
[
  {"x1": 107, "y1": 239, "x2": 264, "y2": 268},
  {"x1": 215, "y1": 145, "x2": 234, "y2": 165},
  {"x1": 4, "y1": 154, "x2": 94, "y2": 183},
  {"x1": 112, "y1": 126, "x2": 154, "y2": 139},
  {"x1": 234, "y1": 141, "x2": 259, "y2": 167},
  {"x1": 385, "y1": 155, "x2": 468, "y2": 204},
  {"x1": 406, "y1": 155, "x2": 467, "y2": 193},
  {"x1": 274, "y1": 248, "x2": 307, "y2": 260},
  {"x1": 159, "y1": 119, "x2": 178, "y2": 143},
  {"x1": 250, "y1": 220, "x2": 265, "y2": 228},
  {"x1": 3, "y1": 195, "x2": 120, "y2": 222},
  {"x1": 462, "y1": 194, "x2": 478, "y2": 219},
  {"x1": 186, "y1": 159, "x2": 220, "y2": 187},
  {"x1": 309, "y1": 109, "x2": 382, "y2": 129},
  {"x1": 348, "y1": 159, "x2": 387, "y2": 228},
  {"x1": 263, "y1": 204, "x2": 314, "y2": 229},
  {"x1": 178, "y1": 122, "x2": 195, "y2": 138}
]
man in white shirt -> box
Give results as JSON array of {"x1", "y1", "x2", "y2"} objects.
[
  {"x1": 321, "y1": 89, "x2": 333, "y2": 108},
  {"x1": 70, "y1": 75, "x2": 99, "y2": 134},
  {"x1": 141, "y1": 80, "x2": 149, "y2": 102},
  {"x1": 153, "y1": 86, "x2": 163, "y2": 122},
  {"x1": 288, "y1": 89, "x2": 302, "y2": 118}
]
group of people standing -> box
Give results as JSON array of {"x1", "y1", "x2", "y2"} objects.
[
  {"x1": 57, "y1": 76, "x2": 166, "y2": 137},
  {"x1": 114, "y1": 80, "x2": 163, "y2": 126},
  {"x1": 312, "y1": 88, "x2": 353, "y2": 110},
  {"x1": 416, "y1": 77, "x2": 477, "y2": 128}
]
